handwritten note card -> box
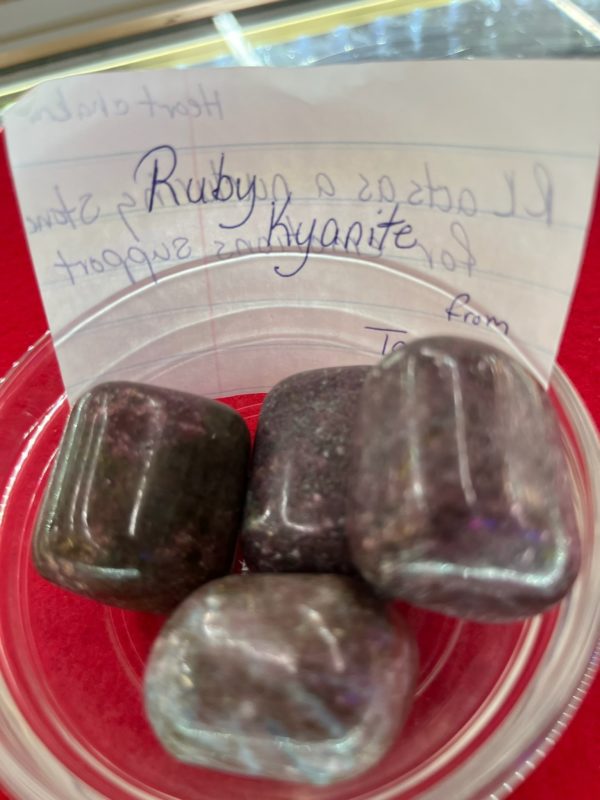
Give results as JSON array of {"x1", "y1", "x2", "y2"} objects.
[{"x1": 4, "y1": 62, "x2": 599, "y2": 396}]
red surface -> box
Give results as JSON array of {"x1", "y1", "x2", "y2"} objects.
[{"x1": 0, "y1": 128, "x2": 598, "y2": 799}]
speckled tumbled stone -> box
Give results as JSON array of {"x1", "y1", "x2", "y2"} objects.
[
  {"x1": 32, "y1": 382, "x2": 250, "y2": 612},
  {"x1": 144, "y1": 574, "x2": 417, "y2": 784},
  {"x1": 348, "y1": 337, "x2": 580, "y2": 622},
  {"x1": 242, "y1": 366, "x2": 370, "y2": 573}
]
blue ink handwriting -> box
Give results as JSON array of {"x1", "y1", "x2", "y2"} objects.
[
  {"x1": 53, "y1": 236, "x2": 191, "y2": 286},
  {"x1": 445, "y1": 292, "x2": 509, "y2": 334},
  {"x1": 26, "y1": 185, "x2": 100, "y2": 235},
  {"x1": 365, "y1": 326, "x2": 408, "y2": 355},
  {"x1": 267, "y1": 194, "x2": 417, "y2": 277},
  {"x1": 23, "y1": 84, "x2": 223, "y2": 124},
  {"x1": 133, "y1": 145, "x2": 257, "y2": 229}
]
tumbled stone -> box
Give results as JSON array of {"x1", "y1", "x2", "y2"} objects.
[
  {"x1": 144, "y1": 574, "x2": 417, "y2": 784},
  {"x1": 348, "y1": 336, "x2": 580, "y2": 621},
  {"x1": 32, "y1": 382, "x2": 250, "y2": 612},
  {"x1": 243, "y1": 366, "x2": 370, "y2": 573}
]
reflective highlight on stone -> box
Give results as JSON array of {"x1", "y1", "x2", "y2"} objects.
[
  {"x1": 145, "y1": 574, "x2": 417, "y2": 784},
  {"x1": 243, "y1": 366, "x2": 369, "y2": 573},
  {"x1": 348, "y1": 337, "x2": 580, "y2": 621},
  {"x1": 33, "y1": 382, "x2": 250, "y2": 612}
]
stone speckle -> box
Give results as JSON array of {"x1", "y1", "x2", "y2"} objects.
[
  {"x1": 242, "y1": 366, "x2": 370, "y2": 573},
  {"x1": 144, "y1": 574, "x2": 417, "y2": 784},
  {"x1": 348, "y1": 337, "x2": 580, "y2": 621},
  {"x1": 32, "y1": 382, "x2": 250, "y2": 612}
]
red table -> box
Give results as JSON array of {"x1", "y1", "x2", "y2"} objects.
[{"x1": 0, "y1": 130, "x2": 598, "y2": 799}]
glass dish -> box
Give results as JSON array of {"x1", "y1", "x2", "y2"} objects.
[{"x1": 0, "y1": 254, "x2": 598, "y2": 800}]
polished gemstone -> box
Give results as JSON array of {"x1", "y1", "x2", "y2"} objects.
[
  {"x1": 243, "y1": 366, "x2": 370, "y2": 573},
  {"x1": 348, "y1": 337, "x2": 580, "y2": 621},
  {"x1": 33, "y1": 382, "x2": 250, "y2": 612},
  {"x1": 145, "y1": 574, "x2": 417, "y2": 784}
]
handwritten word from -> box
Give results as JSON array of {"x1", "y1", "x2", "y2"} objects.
[{"x1": 445, "y1": 292, "x2": 509, "y2": 334}]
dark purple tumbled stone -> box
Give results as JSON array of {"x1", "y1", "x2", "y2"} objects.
[
  {"x1": 348, "y1": 336, "x2": 580, "y2": 622},
  {"x1": 145, "y1": 574, "x2": 418, "y2": 784},
  {"x1": 242, "y1": 366, "x2": 370, "y2": 573},
  {"x1": 32, "y1": 381, "x2": 250, "y2": 612}
]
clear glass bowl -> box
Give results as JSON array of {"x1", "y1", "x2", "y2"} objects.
[{"x1": 0, "y1": 255, "x2": 598, "y2": 800}]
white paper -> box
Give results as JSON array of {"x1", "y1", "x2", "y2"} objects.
[{"x1": 4, "y1": 62, "x2": 599, "y2": 397}]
